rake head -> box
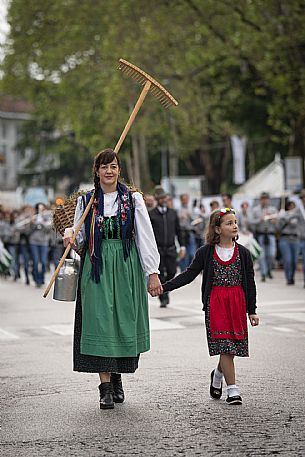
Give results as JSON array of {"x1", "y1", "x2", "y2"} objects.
[{"x1": 118, "y1": 58, "x2": 178, "y2": 109}]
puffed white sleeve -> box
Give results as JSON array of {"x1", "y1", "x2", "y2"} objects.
[
  {"x1": 63, "y1": 196, "x2": 86, "y2": 249},
  {"x1": 133, "y1": 192, "x2": 160, "y2": 275}
]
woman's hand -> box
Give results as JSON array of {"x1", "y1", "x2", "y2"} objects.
[
  {"x1": 63, "y1": 237, "x2": 73, "y2": 248},
  {"x1": 248, "y1": 314, "x2": 259, "y2": 326},
  {"x1": 63, "y1": 227, "x2": 74, "y2": 248},
  {"x1": 148, "y1": 273, "x2": 163, "y2": 297},
  {"x1": 178, "y1": 247, "x2": 186, "y2": 259}
]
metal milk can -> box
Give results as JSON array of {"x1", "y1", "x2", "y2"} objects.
[{"x1": 53, "y1": 259, "x2": 79, "y2": 301}]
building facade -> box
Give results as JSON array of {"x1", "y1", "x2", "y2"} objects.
[{"x1": 0, "y1": 96, "x2": 32, "y2": 190}]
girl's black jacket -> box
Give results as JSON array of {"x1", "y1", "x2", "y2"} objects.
[{"x1": 162, "y1": 243, "x2": 257, "y2": 315}]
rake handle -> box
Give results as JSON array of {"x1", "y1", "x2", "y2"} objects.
[
  {"x1": 43, "y1": 193, "x2": 94, "y2": 298},
  {"x1": 114, "y1": 80, "x2": 151, "y2": 153},
  {"x1": 43, "y1": 81, "x2": 152, "y2": 299}
]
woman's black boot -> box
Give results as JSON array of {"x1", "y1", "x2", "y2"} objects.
[
  {"x1": 99, "y1": 382, "x2": 114, "y2": 409},
  {"x1": 111, "y1": 373, "x2": 125, "y2": 403}
]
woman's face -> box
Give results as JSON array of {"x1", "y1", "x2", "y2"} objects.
[{"x1": 96, "y1": 158, "x2": 120, "y2": 187}]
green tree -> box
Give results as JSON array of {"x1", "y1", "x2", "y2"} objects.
[{"x1": 2, "y1": 0, "x2": 305, "y2": 192}]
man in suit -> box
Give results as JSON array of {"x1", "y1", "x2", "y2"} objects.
[{"x1": 149, "y1": 186, "x2": 185, "y2": 307}]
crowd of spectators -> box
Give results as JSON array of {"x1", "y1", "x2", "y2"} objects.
[
  {"x1": 145, "y1": 189, "x2": 305, "y2": 288},
  {"x1": 1, "y1": 188, "x2": 304, "y2": 289},
  {"x1": 0, "y1": 202, "x2": 63, "y2": 287}
]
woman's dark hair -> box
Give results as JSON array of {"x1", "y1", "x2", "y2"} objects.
[
  {"x1": 93, "y1": 148, "x2": 121, "y2": 198},
  {"x1": 205, "y1": 208, "x2": 238, "y2": 245},
  {"x1": 34, "y1": 202, "x2": 45, "y2": 214},
  {"x1": 285, "y1": 199, "x2": 295, "y2": 211},
  {"x1": 221, "y1": 192, "x2": 232, "y2": 200}
]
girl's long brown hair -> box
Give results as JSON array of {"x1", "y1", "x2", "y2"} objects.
[{"x1": 205, "y1": 209, "x2": 238, "y2": 245}]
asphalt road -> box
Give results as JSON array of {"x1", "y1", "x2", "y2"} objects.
[{"x1": 0, "y1": 268, "x2": 304, "y2": 456}]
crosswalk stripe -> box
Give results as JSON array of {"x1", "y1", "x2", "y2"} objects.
[
  {"x1": 42, "y1": 319, "x2": 185, "y2": 335},
  {"x1": 149, "y1": 318, "x2": 184, "y2": 330},
  {"x1": 0, "y1": 329, "x2": 20, "y2": 340},
  {"x1": 42, "y1": 324, "x2": 73, "y2": 335},
  {"x1": 269, "y1": 312, "x2": 305, "y2": 323},
  {"x1": 258, "y1": 300, "x2": 305, "y2": 306},
  {"x1": 272, "y1": 326, "x2": 293, "y2": 333}
]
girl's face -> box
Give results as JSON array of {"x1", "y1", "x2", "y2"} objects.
[
  {"x1": 217, "y1": 214, "x2": 238, "y2": 240},
  {"x1": 97, "y1": 158, "x2": 120, "y2": 187}
]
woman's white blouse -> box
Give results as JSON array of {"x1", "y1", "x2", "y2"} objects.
[
  {"x1": 71, "y1": 191, "x2": 160, "y2": 275},
  {"x1": 215, "y1": 243, "x2": 235, "y2": 261}
]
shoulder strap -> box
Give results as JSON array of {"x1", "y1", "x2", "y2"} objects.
[{"x1": 85, "y1": 190, "x2": 93, "y2": 206}]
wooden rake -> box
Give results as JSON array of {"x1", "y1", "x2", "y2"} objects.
[{"x1": 43, "y1": 58, "x2": 178, "y2": 298}]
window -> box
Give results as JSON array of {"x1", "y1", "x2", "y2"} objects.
[
  {"x1": 0, "y1": 144, "x2": 6, "y2": 165},
  {"x1": 0, "y1": 121, "x2": 7, "y2": 140}
]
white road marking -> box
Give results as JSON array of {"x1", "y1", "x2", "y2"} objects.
[
  {"x1": 258, "y1": 300, "x2": 305, "y2": 307},
  {"x1": 150, "y1": 299, "x2": 305, "y2": 313},
  {"x1": 149, "y1": 319, "x2": 184, "y2": 331},
  {"x1": 272, "y1": 327, "x2": 293, "y2": 333},
  {"x1": 167, "y1": 304, "x2": 202, "y2": 315},
  {"x1": 42, "y1": 324, "x2": 73, "y2": 335},
  {"x1": 0, "y1": 329, "x2": 20, "y2": 340},
  {"x1": 269, "y1": 312, "x2": 305, "y2": 323},
  {"x1": 42, "y1": 319, "x2": 185, "y2": 335},
  {"x1": 260, "y1": 307, "x2": 305, "y2": 316}
]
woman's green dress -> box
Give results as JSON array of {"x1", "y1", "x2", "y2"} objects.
[{"x1": 73, "y1": 216, "x2": 150, "y2": 373}]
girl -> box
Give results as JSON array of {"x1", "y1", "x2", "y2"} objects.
[
  {"x1": 153, "y1": 208, "x2": 259, "y2": 405},
  {"x1": 64, "y1": 149, "x2": 162, "y2": 409}
]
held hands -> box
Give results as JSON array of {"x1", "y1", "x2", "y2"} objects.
[
  {"x1": 178, "y1": 247, "x2": 186, "y2": 260},
  {"x1": 148, "y1": 273, "x2": 163, "y2": 297},
  {"x1": 248, "y1": 314, "x2": 259, "y2": 326}
]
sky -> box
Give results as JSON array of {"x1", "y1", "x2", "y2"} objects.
[{"x1": 0, "y1": 0, "x2": 9, "y2": 53}]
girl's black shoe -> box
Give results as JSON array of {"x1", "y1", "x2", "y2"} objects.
[
  {"x1": 111, "y1": 373, "x2": 125, "y2": 403},
  {"x1": 226, "y1": 395, "x2": 242, "y2": 405},
  {"x1": 209, "y1": 370, "x2": 222, "y2": 399},
  {"x1": 99, "y1": 382, "x2": 114, "y2": 409}
]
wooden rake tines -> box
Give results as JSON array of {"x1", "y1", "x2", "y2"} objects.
[{"x1": 118, "y1": 59, "x2": 178, "y2": 109}]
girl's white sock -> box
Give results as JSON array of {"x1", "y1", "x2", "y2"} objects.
[
  {"x1": 227, "y1": 384, "x2": 240, "y2": 397},
  {"x1": 212, "y1": 367, "x2": 223, "y2": 389}
]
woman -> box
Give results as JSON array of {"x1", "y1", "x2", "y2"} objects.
[
  {"x1": 29, "y1": 203, "x2": 52, "y2": 287},
  {"x1": 278, "y1": 200, "x2": 302, "y2": 285},
  {"x1": 64, "y1": 149, "x2": 161, "y2": 410},
  {"x1": 16, "y1": 205, "x2": 34, "y2": 285},
  {"x1": 4, "y1": 210, "x2": 20, "y2": 280}
]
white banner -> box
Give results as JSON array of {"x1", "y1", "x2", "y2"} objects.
[
  {"x1": 284, "y1": 156, "x2": 303, "y2": 191},
  {"x1": 231, "y1": 135, "x2": 247, "y2": 185}
]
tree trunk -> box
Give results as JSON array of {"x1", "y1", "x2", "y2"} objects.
[
  {"x1": 125, "y1": 152, "x2": 133, "y2": 185},
  {"x1": 131, "y1": 132, "x2": 141, "y2": 188},
  {"x1": 290, "y1": 116, "x2": 305, "y2": 160},
  {"x1": 168, "y1": 113, "x2": 178, "y2": 177},
  {"x1": 219, "y1": 137, "x2": 232, "y2": 191},
  {"x1": 139, "y1": 132, "x2": 152, "y2": 191}
]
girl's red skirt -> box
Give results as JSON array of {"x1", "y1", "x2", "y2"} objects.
[{"x1": 206, "y1": 285, "x2": 249, "y2": 357}]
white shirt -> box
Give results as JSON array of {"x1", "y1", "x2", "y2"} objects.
[
  {"x1": 215, "y1": 243, "x2": 235, "y2": 262},
  {"x1": 70, "y1": 191, "x2": 160, "y2": 275},
  {"x1": 157, "y1": 205, "x2": 167, "y2": 214}
]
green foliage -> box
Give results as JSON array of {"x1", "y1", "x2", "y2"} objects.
[{"x1": 2, "y1": 0, "x2": 305, "y2": 192}]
